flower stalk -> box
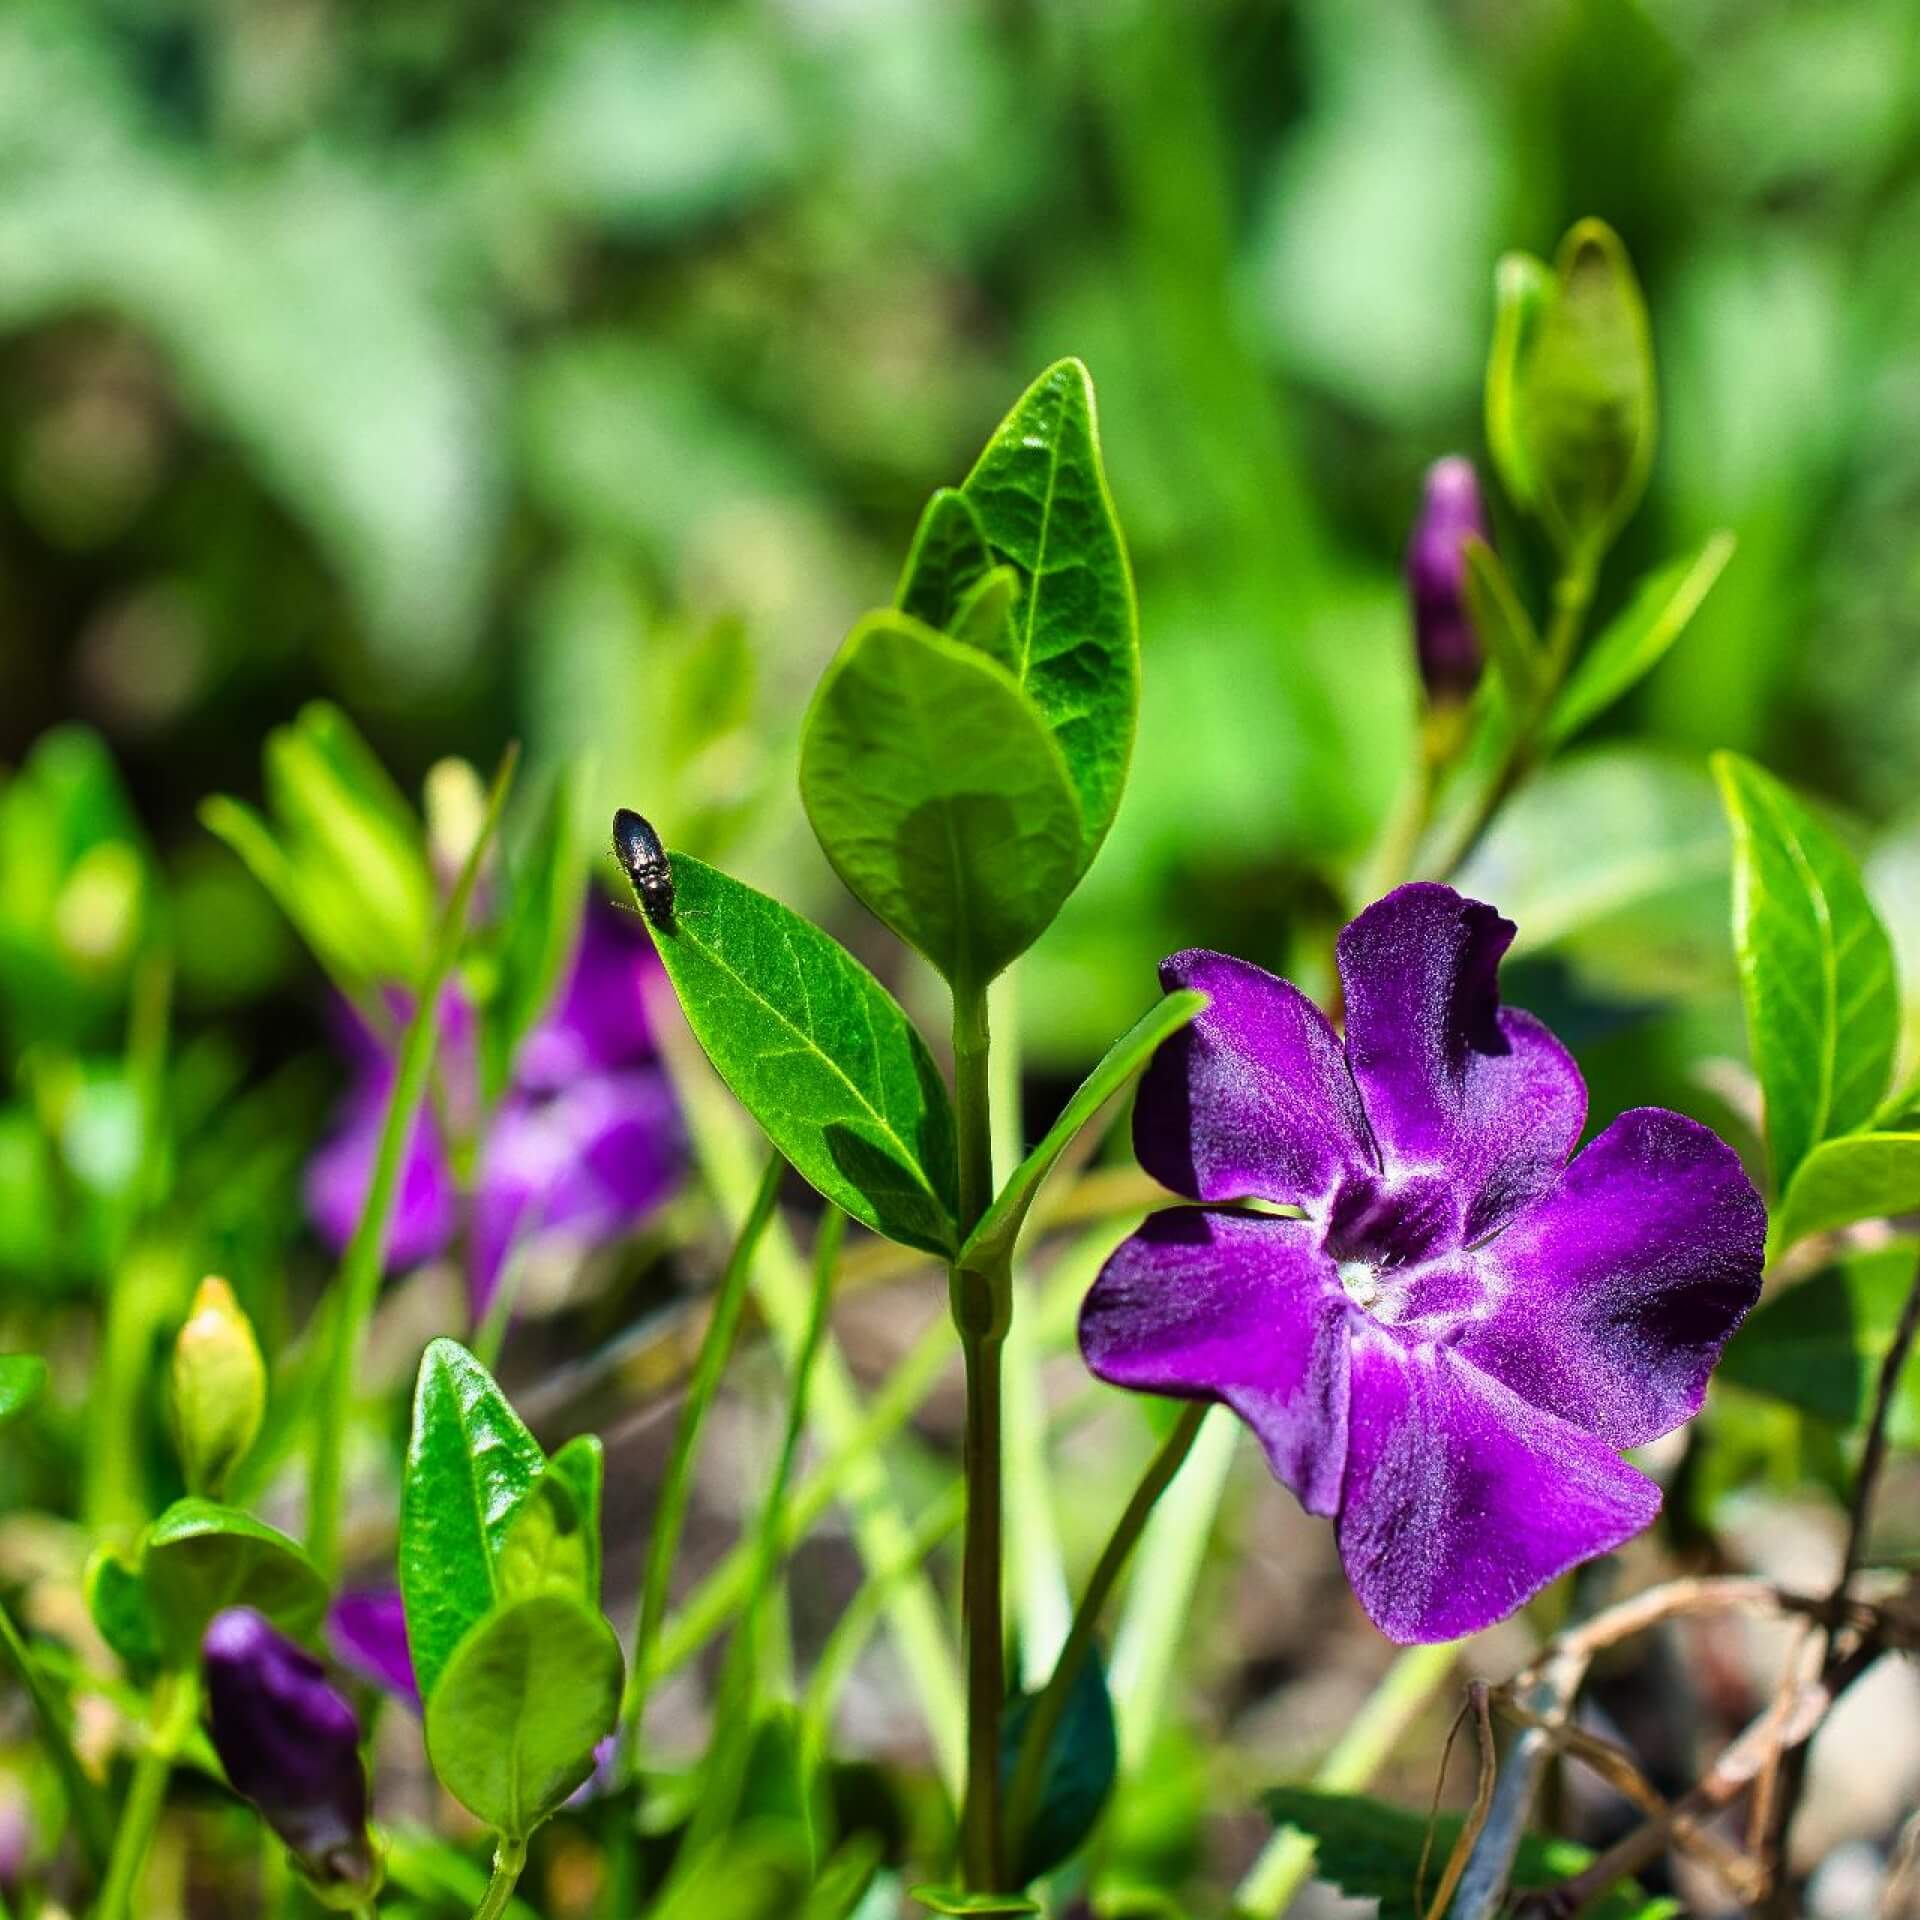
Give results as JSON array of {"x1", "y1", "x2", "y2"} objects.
[
  {"x1": 472, "y1": 1835, "x2": 527, "y2": 1920},
  {"x1": 96, "y1": 1669, "x2": 199, "y2": 1920},
  {"x1": 951, "y1": 979, "x2": 1010, "y2": 1889}
]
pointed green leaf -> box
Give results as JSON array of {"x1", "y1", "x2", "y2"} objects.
[
  {"x1": 1770, "y1": 1132, "x2": 1920, "y2": 1257},
  {"x1": 897, "y1": 488, "x2": 998, "y2": 637},
  {"x1": 1721, "y1": 1243, "x2": 1920, "y2": 1442},
  {"x1": 1516, "y1": 220, "x2": 1658, "y2": 562},
  {"x1": 963, "y1": 989, "x2": 1207, "y2": 1271},
  {"x1": 1485, "y1": 250, "x2": 1552, "y2": 512},
  {"x1": 496, "y1": 1471, "x2": 593, "y2": 1605},
  {"x1": 86, "y1": 1546, "x2": 164, "y2": 1679},
  {"x1": 1001, "y1": 1653, "x2": 1118, "y2": 1884},
  {"x1": 632, "y1": 853, "x2": 959, "y2": 1254},
  {"x1": 0, "y1": 1355, "x2": 46, "y2": 1427},
  {"x1": 1549, "y1": 532, "x2": 1737, "y2": 744},
  {"x1": 1459, "y1": 537, "x2": 1542, "y2": 711},
  {"x1": 908, "y1": 1890, "x2": 1041, "y2": 1916},
  {"x1": 801, "y1": 612, "x2": 1083, "y2": 992},
  {"x1": 1715, "y1": 754, "x2": 1899, "y2": 1191},
  {"x1": 401, "y1": 1338, "x2": 547, "y2": 1701},
  {"x1": 142, "y1": 1499, "x2": 328, "y2": 1661},
  {"x1": 543, "y1": 1433, "x2": 604, "y2": 1603},
  {"x1": 961, "y1": 358, "x2": 1137, "y2": 857},
  {"x1": 423, "y1": 1589, "x2": 623, "y2": 1841},
  {"x1": 1264, "y1": 1788, "x2": 1679, "y2": 1920},
  {"x1": 950, "y1": 564, "x2": 1020, "y2": 670}
]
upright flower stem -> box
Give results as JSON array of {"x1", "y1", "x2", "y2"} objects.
[
  {"x1": 97, "y1": 1668, "x2": 199, "y2": 1920},
  {"x1": 472, "y1": 1835, "x2": 527, "y2": 1920},
  {"x1": 1004, "y1": 1402, "x2": 1208, "y2": 1867},
  {"x1": 0, "y1": 1595, "x2": 111, "y2": 1874},
  {"x1": 308, "y1": 744, "x2": 517, "y2": 1577},
  {"x1": 951, "y1": 981, "x2": 1009, "y2": 1889}
]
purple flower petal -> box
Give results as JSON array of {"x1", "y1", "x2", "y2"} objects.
[
  {"x1": 1133, "y1": 951, "x2": 1372, "y2": 1209},
  {"x1": 1336, "y1": 885, "x2": 1585, "y2": 1242},
  {"x1": 304, "y1": 1087, "x2": 459, "y2": 1271},
  {"x1": 470, "y1": 1068, "x2": 683, "y2": 1317},
  {"x1": 515, "y1": 895, "x2": 659, "y2": 1092},
  {"x1": 1455, "y1": 1109, "x2": 1766, "y2": 1448},
  {"x1": 1337, "y1": 1331, "x2": 1660, "y2": 1643},
  {"x1": 1081, "y1": 1209, "x2": 1351, "y2": 1515},
  {"x1": 327, "y1": 1588, "x2": 420, "y2": 1713}
]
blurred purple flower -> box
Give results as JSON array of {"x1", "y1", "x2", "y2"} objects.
[
  {"x1": 203, "y1": 1608, "x2": 376, "y2": 1891},
  {"x1": 1080, "y1": 884, "x2": 1765, "y2": 1644},
  {"x1": 306, "y1": 894, "x2": 684, "y2": 1318},
  {"x1": 328, "y1": 1588, "x2": 418, "y2": 1713},
  {"x1": 1406, "y1": 456, "x2": 1490, "y2": 703}
]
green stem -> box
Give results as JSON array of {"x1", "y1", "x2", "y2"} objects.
[
  {"x1": 472, "y1": 1835, "x2": 527, "y2": 1920},
  {"x1": 1230, "y1": 1640, "x2": 1462, "y2": 1917},
  {"x1": 97, "y1": 1668, "x2": 198, "y2": 1920},
  {"x1": 951, "y1": 981, "x2": 1009, "y2": 1890},
  {"x1": 620, "y1": 1153, "x2": 783, "y2": 1770},
  {"x1": 308, "y1": 745, "x2": 517, "y2": 1576},
  {"x1": 1004, "y1": 1403, "x2": 1208, "y2": 1868},
  {"x1": 0, "y1": 1593, "x2": 112, "y2": 1875},
  {"x1": 1438, "y1": 562, "x2": 1594, "y2": 883}
]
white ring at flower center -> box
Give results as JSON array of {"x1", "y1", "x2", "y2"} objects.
[{"x1": 1337, "y1": 1260, "x2": 1380, "y2": 1311}]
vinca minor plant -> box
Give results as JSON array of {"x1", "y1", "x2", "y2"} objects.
[{"x1": 3, "y1": 216, "x2": 1918, "y2": 1920}]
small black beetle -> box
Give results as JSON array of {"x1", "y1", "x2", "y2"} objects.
[{"x1": 612, "y1": 809, "x2": 675, "y2": 928}]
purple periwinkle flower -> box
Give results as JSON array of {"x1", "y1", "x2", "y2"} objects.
[
  {"x1": 1407, "y1": 456, "x2": 1490, "y2": 704},
  {"x1": 327, "y1": 1588, "x2": 419, "y2": 1713},
  {"x1": 203, "y1": 1608, "x2": 376, "y2": 1890},
  {"x1": 306, "y1": 893, "x2": 684, "y2": 1319},
  {"x1": 1080, "y1": 884, "x2": 1764, "y2": 1644}
]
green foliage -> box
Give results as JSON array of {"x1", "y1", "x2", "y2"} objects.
[
  {"x1": 86, "y1": 1547, "x2": 164, "y2": 1679},
  {"x1": 0, "y1": 1354, "x2": 47, "y2": 1426},
  {"x1": 542, "y1": 1435, "x2": 605, "y2": 1603},
  {"x1": 140, "y1": 1499, "x2": 328, "y2": 1662},
  {"x1": 1001, "y1": 1654, "x2": 1119, "y2": 1884},
  {"x1": 1722, "y1": 1243, "x2": 1920, "y2": 1443},
  {"x1": 400, "y1": 1338, "x2": 547, "y2": 1701},
  {"x1": 423, "y1": 1589, "x2": 623, "y2": 1840},
  {"x1": 1771, "y1": 1132, "x2": 1920, "y2": 1256},
  {"x1": 167, "y1": 1277, "x2": 266, "y2": 1501},
  {"x1": 908, "y1": 1889, "x2": 1041, "y2": 1916},
  {"x1": 203, "y1": 703, "x2": 436, "y2": 994},
  {"x1": 1548, "y1": 532, "x2": 1737, "y2": 744},
  {"x1": 1263, "y1": 1788, "x2": 1679, "y2": 1920},
  {"x1": 1502, "y1": 220, "x2": 1658, "y2": 564},
  {"x1": 1484, "y1": 251, "x2": 1554, "y2": 513},
  {"x1": 633, "y1": 852, "x2": 959, "y2": 1253},
  {"x1": 897, "y1": 489, "x2": 1004, "y2": 657},
  {"x1": 1715, "y1": 753, "x2": 1899, "y2": 1192},
  {"x1": 801, "y1": 611, "x2": 1083, "y2": 991},
  {"x1": 1458, "y1": 536, "x2": 1542, "y2": 710},
  {"x1": 959, "y1": 359, "x2": 1138, "y2": 861}
]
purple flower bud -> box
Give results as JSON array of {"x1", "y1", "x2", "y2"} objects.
[
  {"x1": 202, "y1": 1608, "x2": 376, "y2": 1891},
  {"x1": 1406, "y1": 456, "x2": 1490, "y2": 704}
]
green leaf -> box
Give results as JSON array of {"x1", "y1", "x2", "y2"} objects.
[
  {"x1": 897, "y1": 488, "x2": 998, "y2": 640},
  {"x1": 1458, "y1": 537, "x2": 1542, "y2": 711},
  {"x1": 1771, "y1": 1132, "x2": 1920, "y2": 1256},
  {"x1": 0, "y1": 1355, "x2": 47, "y2": 1426},
  {"x1": 142, "y1": 1499, "x2": 328, "y2": 1662},
  {"x1": 961, "y1": 358, "x2": 1138, "y2": 858},
  {"x1": 85, "y1": 1547, "x2": 164, "y2": 1679},
  {"x1": 1002, "y1": 1653, "x2": 1118, "y2": 1884},
  {"x1": 963, "y1": 989, "x2": 1207, "y2": 1271},
  {"x1": 423, "y1": 1589, "x2": 623, "y2": 1840},
  {"x1": 401, "y1": 1338, "x2": 548, "y2": 1701},
  {"x1": 950, "y1": 566, "x2": 1020, "y2": 668},
  {"x1": 1721, "y1": 1243, "x2": 1920, "y2": 1443},
  {"x1": 543, "y1": 1434, "x2": 605, "y2": 1603},
  {"x1": 1549, "y1": 532, "x2": 1737, "y2": 744},
  {"x1": 1264, "y1": 1787, "x2": 1679, "y2": 1920},
  {"x1": 908, "y1": 1890, "x2": 1041, "y2": 1916},
  {"x1": 1484, "y1": 250, "x2": 1552, "y2": 513},
  {"x1": 634, "y1": 853, "x2": 959, "y2": 1254},
  {"x1": 1515, "y1": 219, "x2": 1658, "y2": 562},
  {"x1": 1714, "y1": 753, "x2": 1900, "y2": 1191},
  {"x1": 801, "y1": 611, "x2": 1084, "y2": 992},
  {"x1": 496, "y1": 1471, "x2": 593, "y2": 1605}
]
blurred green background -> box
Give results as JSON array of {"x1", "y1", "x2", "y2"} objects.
[{"x1": 3, "y1": 0, "x2": 1918, "y2": 1081}]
